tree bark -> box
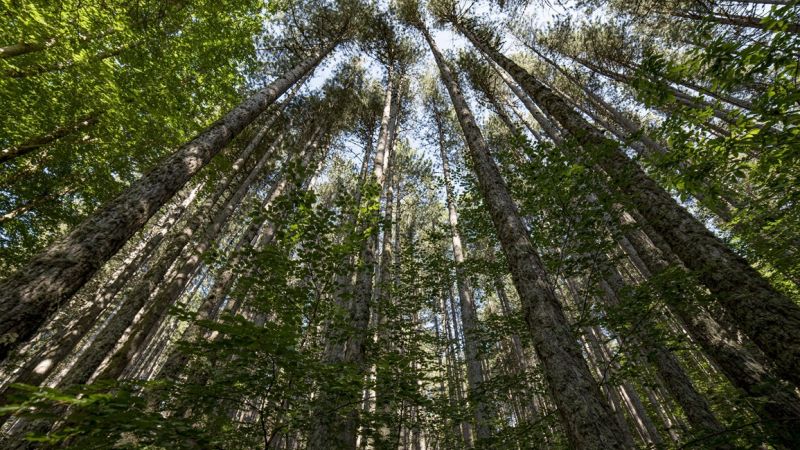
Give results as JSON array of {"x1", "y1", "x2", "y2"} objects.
[
  {"x1": 494, "y1": 67, "x2": 564, "y2": 144},
  {"x1": 308, "y1": 66, "x2": 401, "y2": 450},
  {"x1": 617, "y1": 210, "x2": 800, "y2": 447},
  {"x1": 675, "y1": 11, "x2": 800, "y2": 34},
  {"x1": 0, "y1": 183, "x2": 199, "y2": 416},
  {"x1": 155, "y1": 127, "x2": 325, "y2": 382},
  {"x1": 0, "y1": 40, "x2": 53, "y2": 59},
  {"x1": 92, "y1": 131, "x2": 287, "y2": 382}
]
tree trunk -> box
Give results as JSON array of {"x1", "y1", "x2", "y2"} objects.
[
  {"x1": 308, "y1": 66, "x2": 401, "y2": 450},
  {"x1": 0, "y1": 183, "x2": 199, "y2": 419},
  {"x1": 0, "y1": 186, "x2": 79, "y2": 224},
  {"x1": 0, "y1": 40, "x2": 54, "y2": 59},
  {"x1": 506, "y1": 101, "x2": 545, "y2": 142},
  {"x1": 442, "y1": 288, "x2": 474, "y2": 448},
  {"x1": 95, "y1": 130, "x2": 289, "y2": 382},
  {"x1": 494, "y1": 67, "x2": 563, "y2": 144},
  {"x1": 54, "y1": 128, "x2": 284, "y2": 388},
  {"x1": 675, "y1": 11, "x2": 800, "y2": 34},
  {"x1": 156, "y1": 128, "x2": 325, "y2": 382},
  {"x1": 0, "y1": 43, "x2": 336, "y2": 363},
  {"x1": 617, "y1": 210, "x2": 800, "y2": 447},
  {"x1": 589, "y1": 244, "x2": 727, "y2": 438}
]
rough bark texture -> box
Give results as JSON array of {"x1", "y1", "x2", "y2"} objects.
[
  {"x1": 594, "y1": 252, "x2": 726, "y2": 438},
  {"x1": 0, "y1": 43, "x2": 336, "y2": 363},
  {"x1": 454, "y1": 18, "x2": 800, "y2": 389},
  {"x1": 47, "y1": 127, "x2": 280, "y2": 388},
  {"x1": 0, "y1": 40, "x2": 51, "y2": 58},
  {"x1": 93, "y1": 132, "x2": 287, "y2": 382},
  {"x1": 495, "y1": 68, "x2": 563, "y2": 144},
  {"x1": 675, "y1": 11, "x2": 800, "y2": 34},
  {"x1": 156, "y1": 128, "x2": 323, "y2": 381},
  {"x1": 421, "y1": 23, "x2": 631, "y2": 450}
]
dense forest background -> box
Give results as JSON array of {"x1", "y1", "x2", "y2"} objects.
[{"x1": 0, "y1": 0, "x2": 798, "y2": 448}]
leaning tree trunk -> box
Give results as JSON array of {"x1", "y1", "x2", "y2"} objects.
[
  {"x1": 419, "y1": 21, "x2": 632, "y2": 449},
  {"x1": 494, "y1": 67, "x2": 563, "y2": 144},
  {"x1": 159, "y1": 126, "x2": 331, "y2": 392},
  {"x1": 0, "y1": 101, "x2": 285, "y2": 397},
  {"x1": 92, "y1": 131, "x2": 288, "y2": 383},
  {"x1": 674, "y1": 11, "x2": 800, "y2": 35},
  {"x1": 0, "y1": 40, "x2": 54, "y2": 58},
  {"x1": 595, "y1": 255, "x2": 727, "y2": 439},
  {"x1": 154, "y1": 127, "x2": 326, "y2": 382},
  {"x1": 0, "y1": 42, "x2": 337, "y2": 363},
  {"x1": 530, "y1": 45, "x2": 740, "y2": 223},
  {"x1": 48, "y1": 127, "x2": 283, "y2": 391},
  {"x1": 453, "y1": 17, "x2": 800, "y2": 390}
]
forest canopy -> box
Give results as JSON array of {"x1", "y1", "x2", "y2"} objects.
[{"x1": 0, "y1": 0, "x2": 799, "y2": 448}]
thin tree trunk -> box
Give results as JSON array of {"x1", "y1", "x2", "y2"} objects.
[
  {"x1": 374, "y1": 141, "x2": 399, "y2": 445},
  {"x1": 494, "y1": 279, "x2": 548, "y2": 425},
  {"x1": 0, "y1": 186, "x2": 79, "y2": 224},
  {"x1": 494, "y1": 67, "x2": 564, "y2": 144},
  {"x1": 507, "y1": 101, "x2": 544, "y2": 142},
  {"x1": 95, "y1": 130, "x2": 289, "y2": 382},
  {"x1": 156, "y1": 128, "x2": 325, "y2": 382},
  {"x1": 579, "y1": 323, "x2": 638, "y2": 448},
  {"x1": 0, "y1": 183, "x2": 199, "y2": 416},
  {"x1": 160, "y1": 127, "x2": 331, "y2": 388},
  {"x1": 51, "y1": 127, "x2": 283, "y2": 389},
  {"x1": 675, "y1": 11, "x2": 800, "y2": 34},
  {"x1": 0, "y1": 114, "x2": 100, "y2": 164},
  {"x1": 617, "y1": 211, "x2": 800, "y2": 447},
  {"x1": 0, "y1": 40, "x2": 54, "y2": 58},
  {"x1": 587, "y1": 325, "x2": 663, "y2": 447},
  {"x1": 433, "y1": 105, "x2": 492, "y2": 443}
]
